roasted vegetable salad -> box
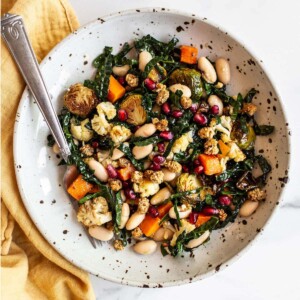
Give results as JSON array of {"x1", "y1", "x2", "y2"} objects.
[{"x1": 50, "y1": 35, "x2": 274, "y2": 256}]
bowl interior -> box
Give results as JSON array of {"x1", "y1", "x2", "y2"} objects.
[{"x1": 14, "y1": 9, "x2": 290, "y2": 287}]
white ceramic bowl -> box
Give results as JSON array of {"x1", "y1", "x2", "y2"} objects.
[{"x1": 14, "y1": 8, "x2": 290, "y2": 287}]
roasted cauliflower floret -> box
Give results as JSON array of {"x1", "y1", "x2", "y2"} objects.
[
  {"x1": 152, "y1": 118, "x2": 169, "y2": 131},
  {"x1": 204, "y1": 139, "x2": 219, "y2": 155},
  {"x1": 247, "y1": 188, "x2": 266, "y2": 201},
  {"x1": 70, "y1": 118, "x2": 94, "y2": 142},
  {"x1": 227, "y1": 142, "x2": 246, "y2": 162},
  {"x1": 109, "y1": 125, "x2": 132, "y2": 145},
  {"x1": 177, "y1": 173, "x2": 202, "y2": 202},
  {"x1": 80, "y1": 144, "x2": 94, "y2": 157},
  {"x1": 170, "y1": 219, "x2": 195, "y2": 246},
  {"x1": 108, "y1": 178, "x2": 122, "y2": 192},
  {"x1": 155, "y1": 83, "x2": 170, "y2": 105},
  {"x1": 131, "y1": 227, "x2": 143, "y2": 239},
  {"x1": 97, "y1": 101, "x2": 116, "y2": 120},
  {"x1": 171, "y1": 131, "x2": 193, "y2": 154},
  {"x1": 138, "y1": 198, "x2": 150, "y2": 214},
  {"x1": 198, "y1": 127, "x2": 215, "y2": 140},
  {"x1": 91, "y1": 112, "x2": 112, "y2": 136},
  {"x1": 77, "y1": 197, "x2": 112, "y2": 227},
  {"x1": 210, "y1": 116, "x2": 232, "y2": 143},
  {"x1": 219, "y1": 209, "x2": 227, "y2": 221},
  {"x1": 143, "y1": 170, "x2": 164, "y2": 184},
  {"x1": 113, "y1": 239, "x2": 124, "y2": 251},
  {"x1": 64, "y1": 83, "x2": 98, "y2": 117},
  {"x1": 133, "y1": 179, "x2": 160, "y2": 198},
  {"x1": 131, "y1": 171, "x2": 144, "y2": 184},
  {"x1": 163, "y1": 161, "x2": 182, "y2": 173}
]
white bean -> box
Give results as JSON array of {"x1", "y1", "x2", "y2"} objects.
[
  {"x1": 112, "y1": 64, "x2": 130, "y2": 77},
  {"x1": 151, "y1": 187, "x2": 171, "y2": 205},
  {"x1": 169, "y1": 206, "x2": 192, "y2": 219},
  {"x1": 119, "y1": 203, "x2": 130, "y2": 229},
  {"x1": 86, "y1": 159, "x2": 108, "y2": 182},
  {"x1": 153, "y1": 228, "x2": 174, "y2": 242},
  {"x1": 185, "y1": 230, "x2": 210, "y2": 249},
  {"x1": 52, "y1": 143, "x2": 60, "y2": 154},
  {"x1": 198, "y1": 56, "x2": 217, "y2": 83},
  {"x1": 162, "y1": 168, "x2": 177, "y2": 182},
  {"x1": 126, "y1": 212, "x2": 146, "y2": 230},
  {"x1": 134, "y1": 123, "x2": 156, "y2": 138},
  {"x1": 239, "y1": 200, "x2": 259, "y2": 217},
  {"x1": 139, "y1": 51, "x2": 153, "y2": 72},
  {"x1": 88, "y1": 226, "x2": 113, "y2": 241},
  {"x1": 132, "y1": 144, "x2": 153, "y2": 160},
  {"x1": 215, "y1": 58, "x2": 230, "y2": 84},
  {"x1": 207, "y1": 95, "x2": 223, "y2": 115},
  {"x1": 169, "y1": 84, "x2": 192, "y2": 98},
  {"x1": 133, "y1": 240, "x2": 157, "y2": 255},
  {"x1": 120, "y1": 190, "x2": 126, "y2": 201}
]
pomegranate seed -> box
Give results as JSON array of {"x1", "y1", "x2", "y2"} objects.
[
  {"x1": 193, "y1": 159, "x2": 201, "y2": 166},
  {"x1": 218, "y1": 195, "x2": 231, "y2": 206},
  {"x1": 125, "y1": 189, "x2": 136, "y2": 200},
  {"x1": 162, "y1": 103, "x2": 171, "y2": 115},
  {"x1": 151, "y1": 162, "x2": 161, "y2": 171},
  {"x1": 194, "y1": 165, "x2": 204, "y2": 175},
  {"x1": 190, "y1": 103, "x2": 199, "y2": 113},
  {"x1": 182, "y1": 165, "x2": 189, "y2": 173},
  {"x1": 106, "y1": 164, "x2": 118, "y2": 178},
  {"x1": 189, "y1": 212, "x2": 199, "y2": 224},
  {"x1": 118, "y1": 109, "x2": 128, "y2": 121},
  {"x1": 202, "y1": 206, "x2": 219, "y2": 216},
  {"x1": 122, "y1": 181, "x2": 130, "y2": 188},
  {"x1": 193, "y1": 113, "x2": 208, "y2": 125},
  {"x1": 148, "y1": 206, "x2": 159, "y2": 218},
  {"x1": 144, "y1": 78, "x2": 156, "y2": 90},
  {"x1": 153, "y1": 155, "x2": 165, "y2": 165},
  {"x1": 172, "y1": 110, "x2": 183, "y2": 118},
  {"x1": 159, "y1": 131, "x2": 174, "y2": 141},
  {"x1": 210, "y1": 105, "x2": 219, "y2": 115},
  {"x1": 157, "y1": 142, "x2": 165, "y2": 153},
  {"x1": 91, "y1": 141, "x2": 99, "y2": 148},
  {"x1": 118, "y1": 76, "x2": 125, "y2": 85}
]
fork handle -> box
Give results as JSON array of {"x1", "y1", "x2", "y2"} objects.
[{"x1": 1, "y1": 13, "x2": 71, "y2": 161}]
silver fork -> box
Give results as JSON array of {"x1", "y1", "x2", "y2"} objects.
[{"x1": 1, "y1": 13, "x2": 100, "y2": 249}]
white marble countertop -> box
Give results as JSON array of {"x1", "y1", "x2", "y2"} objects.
[{"x1": 69, "y1": 1, "x2": 300, "y2": 299}]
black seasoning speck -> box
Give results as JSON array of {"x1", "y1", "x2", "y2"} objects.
[
  {"x1": 273, "y1": 106, "x2": 277, "y2": 112},
  {"x1": 40, "y1": 200, "x2": 44, "y2": 204},
  {"x1": 215, "y1": 264, "x2": 222, "y2": 272},
  {"x1": 84, "y1": 61, "x2": 88, "y2": 65},
  {"x1": 268, "y1": 138, "x2": 273, "y2": 143},
  {"x1": 184, "y1": 21, "x2": 189, "y2": 25},
  {"x1": 166, "y1": 269, "x2": 170, "y2": 273},
  {"x1": 143, "y1": 284, "x2": 149, "y2": 288},
  {"x1": 242, "y1": 220, "x2": 247, "y2": 225},
  {"x1": 176, "y1": 26, "x2": 184, "y2": 32},
  {"x1": 63, "y1": 230, "x2": 68, "y2": 234}
]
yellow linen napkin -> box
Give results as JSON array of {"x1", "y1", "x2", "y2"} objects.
[{"x1": 1, "y1": 0, "x2": 95, "y2": 299}]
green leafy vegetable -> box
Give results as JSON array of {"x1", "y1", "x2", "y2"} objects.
[
  {"x1": 47, "y1": 134, "x2": 55, "y2": 147},
  {"x1": 244, "y1": 88, "x2": 258, "y2": 103},
  {"x1": 131, "y1": 135, "x2": 162, "y2": 146},
  {"x1": 78, "y1": 192, "x2": 101, "y2": 205},
  {"x1": 173, "y1": 200, "x2": 182, "y2": 227},
  {"x1": 253, "y1": 124, "x2": 275, "y2": 136},
  {"x1": 114, "y1": 191, "x2": 123, "y2": 226}
]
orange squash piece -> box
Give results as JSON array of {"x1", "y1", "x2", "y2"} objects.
[
  {"x1": 218, "y1": 140, "x2": 231, "y2": 157},
  {"x1": 107, "y1": 75, "x2": 126, "y2": 103},
  {"x1": 199, "y1": 154, "x2": 222, "y2": 176},
  {"x1": 139, "y1": 214, "x2": 161, "y2": 237},
  {"x1": 180, "y1": 45, "x2": 198, "y2": 64},
  {"x1": 195, "y1": 214, "x2": 212, "y2": 227},
  {"x1": 67, "y1": 175, "x2": 93, "y2": 201},
  {"x1": 117, "y1": 164, "x2": 135, "y2": 181},
  {"x1": 157, "y1": 201, "x2": 173, "y2": 218}
]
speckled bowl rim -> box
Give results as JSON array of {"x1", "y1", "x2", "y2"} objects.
[{"x1": 14, "y1": 7, "x2": 291, "y2": 288}]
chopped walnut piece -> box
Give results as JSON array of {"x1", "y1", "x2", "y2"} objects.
[
  {"x1": 131, "y1": 227, "x2": 143, "y2": 239},
  {"x1": 131, "y1": 171, "x2": 144, "y2": 183},
  {"x1": 80, "y1": 144, "x2": 94, "y2": 157},
  {"x1": 119, "y1": 157, "x2": 131, "y2": 168},
  {"x1": 247, "y1": 188, "x2": 266, "y2": 201},
  {"x1": 163, "y1": 160, "x2": 182, "y2": 173},
  {"x1": 138, "y1": 198, "x2": 150, "y2": 214},
  {"x1": 219, "y1": 209, "x2": 227, "y2": 221},
  {"x1": 108, "y1": 178, "x2": 122, "y2": 192},
  {"x1": 180, "y1": 96, "x2": 192, "y2": 109},
  {"x1": 113, "y1": 239, "x2": 124, "y2": 251},
  {"x1": 125, "y1": 74, "x2": 139, "y2": 87},
  {"x1": 155, "y1": 84, "x2": 169, "y2": 105},
  {"x1": 152, "y1": 118, "x2": 169, "y2": 131},
  {"x1": 204, "y1": 139, "x2": 219, "y2": 155},
  {"x1": 241, "y1": 103, "x2": 257, "y2": 116},
  {"x1": 144, "y1": 170, "x2": 164, "y2": 184}
]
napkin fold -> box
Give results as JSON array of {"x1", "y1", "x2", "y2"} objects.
[{"x1": 1, "y1": 0, "x2": 95, "y2": 299}]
